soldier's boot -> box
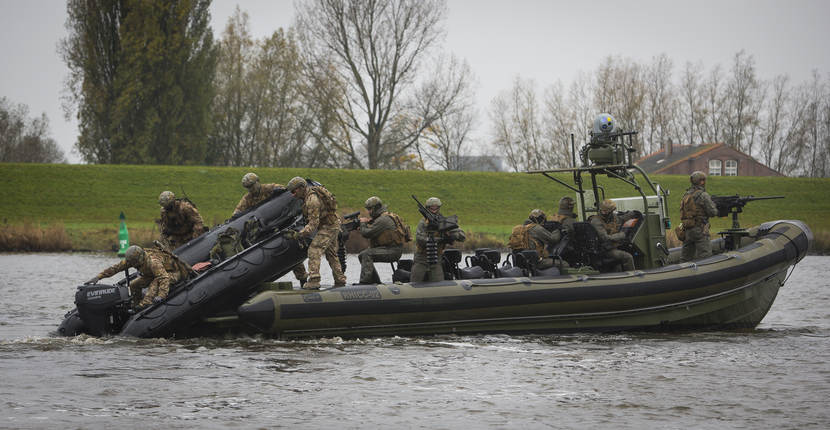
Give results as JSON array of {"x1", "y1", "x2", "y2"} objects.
[
  {"x1": 333, "y1": 272, "x2": 347, "y2": 287},
  {"x1": 303, "y1": 277, "x2": 321, "y2": 290}
]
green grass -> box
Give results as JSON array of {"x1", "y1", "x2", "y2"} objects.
[{"x1": 1, "y1": 163, "x2": 828, "y2": 251}]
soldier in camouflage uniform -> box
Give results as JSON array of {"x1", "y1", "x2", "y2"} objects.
[
  {"x1": 411, "y1": 197, "x2": 466, "y2": 282},
  {"x1": 508, "y1": 209, "x2": 566, "y2": 270},
  {"x1": 85, "y1": 245, "x2": 192, "y2": 308},
  {"x1": 680, "y1": 171, "x2": 719, "y2": 262},
  {"x1": 358, "y1": 196, "x2": 409, "y2": 284},
  {"x1": 157, "y1": 191, "x2": 206, "y2": 249},
  {"x1": 232, "y1": 172, "x2": 285, "y2": 217},
  {"x1": 589, "y1": 199, "x2": 637, "y2": 272},
  {"x1": 548, "y1": 196, "x2": 577, "y2": 237},
  {"x1": 286, "y1": 177, "x2": 346, "y2": 289}
]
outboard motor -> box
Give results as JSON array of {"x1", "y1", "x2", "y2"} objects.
[{"x1": 74, "y1": 284, "x2": 132, "y2": 336}]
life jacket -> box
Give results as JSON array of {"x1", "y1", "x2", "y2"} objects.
[
  {"x1": 548, "y1": 213, "x2": 568, "y2": 223},
  {"x1": 304, "y1": 186, "x2": 339, "y2": 226},
  {"x1": 209, "y1": 227, "x2": 244, "y2": 263},
  {"x1": 373, "y1": 211, "x2": 411, "y2": 246},
  {"x1": 680, "y1": 187, "x2": 708, "y2": 228}
]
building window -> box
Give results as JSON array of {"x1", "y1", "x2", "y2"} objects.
[
  {"x1": 709, "y1": 159, "x2": 722, "y2": 176},
  {"x1": 725, "y1": 159, "x2": 737, "y2": 176}
]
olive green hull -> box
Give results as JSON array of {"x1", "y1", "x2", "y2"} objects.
[{"x1": 237, "y1": 220, "x2": 811, "y2": 339}]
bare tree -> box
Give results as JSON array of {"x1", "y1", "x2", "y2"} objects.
[
  {"x1": 700, "y1": 65, "x2": 726, "y2": 144},
  {"x1": 724, "y1": 50, "x2": 762, "y2": 152},
  {"x1": 296, "y1": 0, "x2": 454, "y2": 169},
  {"x1": 593, "y1": 56, "x2": 646, "y2": 156},
  {"x1": 414, "y1": 56, "x2": 477, "y2": 170},
  {"x1": 679, "y1": 61, "x2": 705, "y2": 146},
  {"x1": 643, "y1": 54, "x2": 676, "y2": 155},
  {"x1": 0, "y1": 97, "x2": 66, "y2": 163},
  {"x1": 488, "y1": 77, "x2": 548, "y2": 172}
]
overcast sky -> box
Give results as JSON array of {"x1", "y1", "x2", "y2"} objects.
[{"x1": 1, "y1": 0, "x2": 828, "y2": 164}]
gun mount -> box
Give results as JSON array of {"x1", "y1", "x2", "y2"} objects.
[{"x1": 712, "y1": 195, "x2": 785, "y2": 250}]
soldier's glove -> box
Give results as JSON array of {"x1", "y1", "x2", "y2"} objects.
[
  {"x1": 84, "y1": 276, "x2": 99, "y2": 285},
  {"x1": 152, "y1": 296, "x2": 164, "y2": 304},
  {"x1": 284, "y1": 230, "x2": 298, "y2": 240}
]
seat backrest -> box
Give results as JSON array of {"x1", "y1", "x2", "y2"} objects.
[{"x1": 563, "y1": 221, "x2": 602, "y2": 268}]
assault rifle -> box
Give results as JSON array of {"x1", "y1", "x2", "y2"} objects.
[
  {"x1": 411, "y1": 195, "x2": 459, "y2": 232},
  {"x1": 340, "y1": 211, "x2": 361, "y2": 234}
]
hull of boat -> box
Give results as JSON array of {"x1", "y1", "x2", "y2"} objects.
[{"x1": 237, "y1": 220, "x2": 811, "y2": 338}]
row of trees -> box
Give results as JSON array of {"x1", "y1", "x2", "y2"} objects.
[
  {"x1": 490, "y1": 52, "x2": 830, "y2": 177},
  {"x1": 62, "y1": 0, "x2": 475, "y2": 170},
  {"x1": 0, "y1": 97, "x2": 66, "y2": 163},
  {"x1": 59, "y1": 0, "x2": 829, "y2": 176}
]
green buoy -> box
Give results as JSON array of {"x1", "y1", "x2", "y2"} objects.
[{"x1": 117, "y1": 212, "x2": 129, "y2": 257}]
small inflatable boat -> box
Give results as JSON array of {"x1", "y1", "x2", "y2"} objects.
[{"x1": 57, "y1": 186, "x2": 306, "y2": 337}]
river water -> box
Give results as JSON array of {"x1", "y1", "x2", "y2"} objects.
[{"x1": 0, "y1": 253, "x2": 828, "y2": 429}]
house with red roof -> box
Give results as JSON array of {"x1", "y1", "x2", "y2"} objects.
[{"x1": 636, "y1": 142, "x2": 783, "y2": 177}]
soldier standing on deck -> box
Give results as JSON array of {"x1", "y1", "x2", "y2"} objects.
[
  {"x1": 680, "y1": 171, "x2": 719, "y2": 262},
  {"x1": 157, "y1": 191, "x2": 206, "y2": 249},
  {"x1": 411, "y1": 197, "x2": 466, "y2": 282},
  {"x1": 285, "y1": 177, "x2": 346, "y2": 290}
]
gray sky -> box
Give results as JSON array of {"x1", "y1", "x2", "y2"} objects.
[{"x1": 1, "y1": 0, "x2": 828, "y2": 164}]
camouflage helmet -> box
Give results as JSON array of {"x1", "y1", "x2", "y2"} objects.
[
  {"x1": 425, "y1": 197, "x2": 442, "y2": 208},
  {"x1": 242, "y1": 172, "x2": 259, "y2": 189},
  {"x1": 559, "y1": 196, "x2": 575, "y2": 211},
  {"x1": 599, "y1": 199, "x2": 617, "y2": 213},
  {"x1": 124, "y1": 245, "x2": 145, "y2": 267},
  {"x1": 365, "y1": 196, "x2": 383, "y2": 209},
  {"x1": 529, "y1": 209, "x2": 546, "y2": 223},
  {"x1": 690, "y1": 171, "x2": 707, "y2": 185},
  {"x1": 158, "y1": 191, "x2": 175, "y2": 208},
  {"x1": 286, "y1": 176, "x2": 307, "y2": 192},
  {"x1": 593, "y1": 113, "x2": 615, "y2": 134}
]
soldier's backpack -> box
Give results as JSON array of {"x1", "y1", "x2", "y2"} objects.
[
  {"x1": 508, "y1": 224, "x2": 533, "y2": 251},
  {"x1": 387, "y1": 211, "x2": 412, "y2": 243},
  {"x1": 209, "y1": 227, "x2": 244, "y2": 263}
]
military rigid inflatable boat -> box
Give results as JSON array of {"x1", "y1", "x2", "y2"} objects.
[
  {"x1": 236, "y1": 219, "x2": 810, "y2": 338},
  {"x1": 57, "y1": 121, "x2": 812, "y2": 339}
]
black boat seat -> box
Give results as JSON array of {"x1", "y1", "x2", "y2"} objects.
[{"x1": 392, "y1": 259, "x2": 412, "y2": 283}]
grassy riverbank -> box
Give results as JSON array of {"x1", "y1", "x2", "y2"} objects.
[{"x1": 1, "y1": 163, "x2": 828, "y2": 253}]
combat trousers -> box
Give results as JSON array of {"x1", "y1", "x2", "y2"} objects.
[
  {"x1": 358, "y1": 245, "x2": 403, "y2": 284},
  {"x1": 306, "y1": 225, "x2": 346, "y2": 288},
  {"x1": 132, "y1": 271, "x2": 186, "y2": 307},
  {"x1": 681, "y1": 225, "x2": 712, "y2": 262},
  {"x1": 604, "y1": 249, "x2": 635, "y2": 272},
  {"x1": 410, "y1": 260, "x2": 444, "y2": 283}
]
